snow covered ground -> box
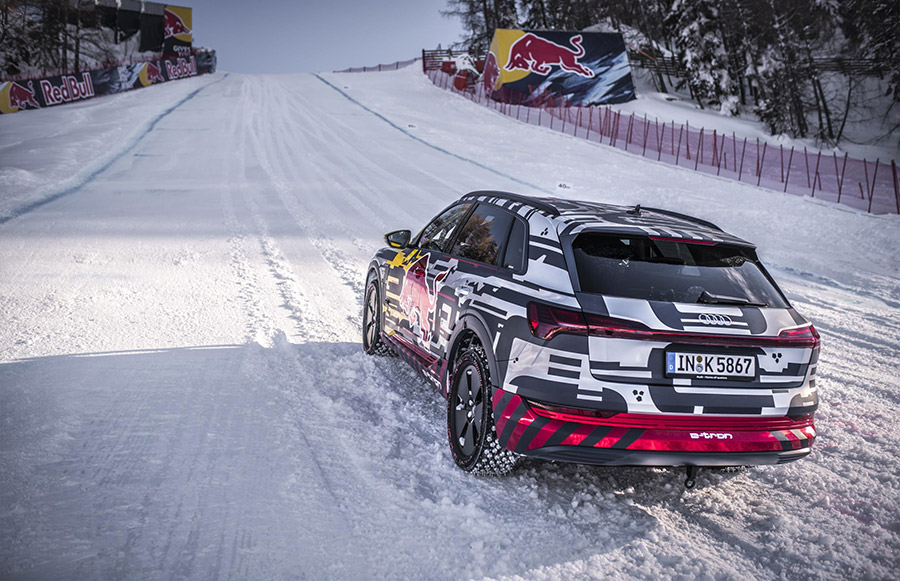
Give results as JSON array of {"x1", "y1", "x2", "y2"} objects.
[{"x1": 1, "y1": 66, "x2": 899, "y2": 580}]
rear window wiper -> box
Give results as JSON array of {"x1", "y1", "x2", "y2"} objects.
[{"x1": 698, "y1": 290, "x2": 765, "y2": 307}]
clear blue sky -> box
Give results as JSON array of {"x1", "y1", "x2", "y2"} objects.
[{"x1": 185, "y1": 0, "x2": 465, "y2": 73}]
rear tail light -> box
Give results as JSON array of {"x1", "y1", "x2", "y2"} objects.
[
  {"x1": 777, "y1": 324, "x2": 820, "y2": 348},
  {"x1": 527, "y1": 302, "x2": 589, "y2": 340},
  {"x1": 527, "y1": 302, "x2": 821, "y2": 348}
]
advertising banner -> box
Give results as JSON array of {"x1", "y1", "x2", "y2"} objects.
[
  {"x1": 163, "y1": 5, "x2": 193, "y2": 57},
  {"x1": 483, "y1": 29, "x2": 635, "y2": 105},
  {"x1": 1, "y1": 52, "x2": 216, "y2": 114}
]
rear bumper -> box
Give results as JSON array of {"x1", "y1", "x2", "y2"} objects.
[{"x1": 493, "y1": 389, "x2": 816, "y2": 467}]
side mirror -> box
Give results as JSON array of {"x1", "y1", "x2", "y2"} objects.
[{"x1": 385, "y1": 229, "x2": 411, "y2": 249}]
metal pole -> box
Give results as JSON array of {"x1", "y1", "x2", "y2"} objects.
[
  {"x1": 586, "y1": 107, "x2": 592, "y2": 141},
  {"x1": 780, "y1": 145, "x2": 784, "y2": 183},
  {"x1": 694, "y1": 129, "x2": 704, "y2": 171},
  {"x1": 833, "y1": 153, "x2": 841, "y2": 192},
  {"x1": 891, "y1": 161, "x2": 900, "y2": 214},
  {"x1": 839, "y1": 152, "x2": 848, "y2": 197},
  {"x1": 712, "y1": 130, "x2": 717, "y2": 167},
  {"x1": 658, "y1": 122, "x2": 666, "y2": 162},
  {"x1": 732, "y1": 132, "x2": 737, "y2": 172},
  {"x1": 811, "y1": 151, "x2": 822, "y2": 197},
  {"x1": 611, "y1": 112, "x2": 621, "y2": 147},
  {"x1": 783, "y1": 147, "x2": 795, "y2": 193},
  {"x1": 868, "y1": 159, "x2": 880, "y2": 212},
  {"x1": 675, "y1": 126, "x2": 684, "y2": 166},
  {"x1": 862, "y1": 159, "x2": 869, "y2": 199},
  {"x1": 804, "y1": 147, "x2": 811, "y2": 188},
  {"x1": 757, "y1": 143, "x2": 768, "y2": 187},
  {"x1": 625, "y1": 113, "x2": 634, "y2": 151},
  {"x1": 686, "y1": 121, "x2": 691, "y2": 160},
  {"x1": 738, "y1": 138, "x2": 748, "y2": 182},
  {"x1": 642, "y1": 114, "x2": 650, "y2": 156}
]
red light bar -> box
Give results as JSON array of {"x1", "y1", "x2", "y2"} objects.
[{"x1": 527, "y1": 302, "x2": 821, "y2": 348}]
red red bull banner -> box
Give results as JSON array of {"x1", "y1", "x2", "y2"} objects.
[
  {"x1": 163, "y1": 5, "x2": 193, "y2": 57},
  {"x1": 0, "y1": 51, "x2": 216, "y2": 114},
  {"x1": 483, "y1": 29, "x2": 635, "y2": 106}
]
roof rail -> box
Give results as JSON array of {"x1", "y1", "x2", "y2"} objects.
[
  {"x1": 461, "y1": 190, "x2": 560, "y2": 216},
  {"x1": 640, "y1": 207, "x2": 723, "y2": 232}
]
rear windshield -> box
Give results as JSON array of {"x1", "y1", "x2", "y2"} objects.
[{"x1": 572, "y1": 234, "x2": 788, "y2": 307}]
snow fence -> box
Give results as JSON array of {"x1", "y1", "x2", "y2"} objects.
[
  {"x1": 425, "y1": 69, "x2": 899, "y2": 216},
  {"x1": 0, "y1": 50, "x2": 216, "y2": 115}
]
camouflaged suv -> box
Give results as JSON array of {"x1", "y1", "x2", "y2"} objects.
[{"x1": 362, "y1": 191, "x2": 820, "y2": 482}]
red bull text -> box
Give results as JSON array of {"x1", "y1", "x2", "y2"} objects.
[
  {"x1": 165, "y1": 57, "x2": 198, "y2": 80},
  {"x1": 39, "y1": 73, "x2": 95, "y2": 106}
]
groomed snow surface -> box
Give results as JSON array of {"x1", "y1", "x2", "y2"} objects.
[{"x1": 1, "y1": 67, "x2": 899, "y2": 580}]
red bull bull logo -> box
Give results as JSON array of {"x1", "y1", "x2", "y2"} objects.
[
  {"x1": 146, "y1": 62, "x2": 165, "y2": 84},
  {"x1": 504, "y1": 33, "x2": 594, "y2": 78},
  {"x1": 3, "y1": 81, "x2": 41, "y2": 112},
  {"x1": 39, "y1": 73, "x2": 95, "y2": 107},
  {"x1": 398, "y1": 254, "x2": 448, "y2": 343},
  {"x1": 164, "y1": 8, "x2": 192, "y2": 39}
]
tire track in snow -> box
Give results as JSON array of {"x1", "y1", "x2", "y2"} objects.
[{"x1": 314, "y1": 74, "x2": 550, "y2": 195}]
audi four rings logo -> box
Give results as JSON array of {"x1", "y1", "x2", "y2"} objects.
[{"x1": 699, "y1": 313, "x2": 733, "y2": 326}]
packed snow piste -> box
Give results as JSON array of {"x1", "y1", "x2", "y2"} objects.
[{"x1": 482, "y1": 29, "x2": 635, "y2": 106}]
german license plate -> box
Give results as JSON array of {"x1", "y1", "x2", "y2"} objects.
[{"x1": 666, "y1": 352, "x2": 756, "y2": 380}]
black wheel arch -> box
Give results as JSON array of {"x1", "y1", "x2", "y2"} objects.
[{"x1": 445, "y1": 312, "x2": 499, "y2": 396}]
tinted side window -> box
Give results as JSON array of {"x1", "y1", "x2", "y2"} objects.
[
  {"x1": 417, "y1": 203, "x2": 472, "y2": 252},
  {"x1": 501, "y1": 217, "x2": 527, "y2": 271},
  {"x1": 450, "y1": 204, "x2": 513, "y2": 266}
]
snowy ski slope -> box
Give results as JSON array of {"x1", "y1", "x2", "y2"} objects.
[{"x1": 1, "y1": 67, "x2": 899, "y2": 580}]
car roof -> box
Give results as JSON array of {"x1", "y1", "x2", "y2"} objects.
[{"x1": 460, "y1": 190, "x2": 754, "y2": 247}]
